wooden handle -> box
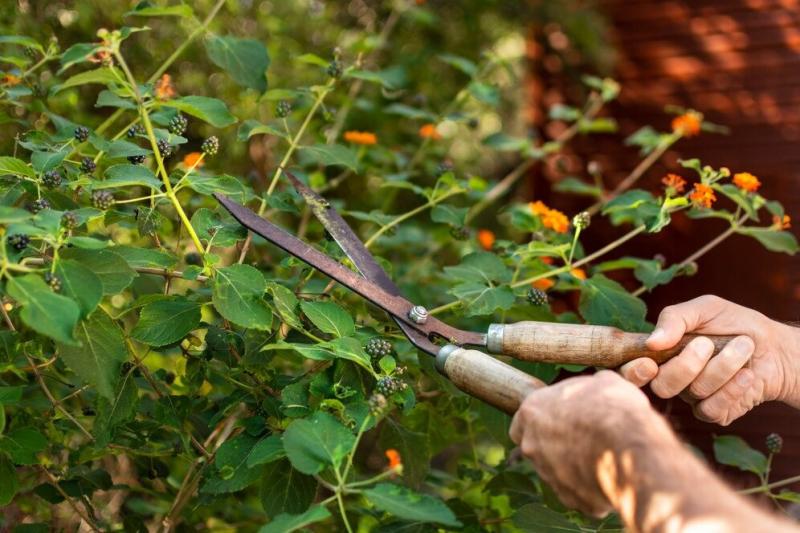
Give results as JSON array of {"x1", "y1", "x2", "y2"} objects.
[
  {"x1": 487, "y1": 321, "x2": 737, "y2": 368},
  {"x1": 436, "y1": 346, "x2": 546, "y2": 414}
]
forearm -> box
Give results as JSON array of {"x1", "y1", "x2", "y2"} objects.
[
  {"x1": 775, "y1": 322, "x2": 800, "y2": 408},
  {"x1": 596, "y1": 412, "x2": 797, "y2": 533}
]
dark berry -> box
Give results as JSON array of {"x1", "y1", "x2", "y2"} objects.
[
  {"x1": 82, "y1": 407, "x2": 96, "y2": 416},
  {"x1": 450, "y1": 226, "x2": 469, "y2": 240},
  {"x1": 92, "y1": 190, "x2": 115, "y2": 210},
  {"x1": 368, "y1": 393, "x2": 388, "y2": 416},
  {"x1": 164, "y1": 371, "x2": 176, "y2": 385},
  {"x1": 201, "y1": 136, "x2": 219, "y2": 156},
  {"x1": 573, "y1": 211, "x2": 591, "y2": 230},
  {"x1": 42, "y1": 170, "x2": 62, "y2": 188},
  {"x1": 184, "y1": 252, "x2": 203, "y2": 266},
  {"x1": 28, "y1": 198, "x2": 50, "y2": 213},
  {"x1": 44, "y1": 272, "x2": 61, "y2": 292},
  {"x1": 276, "y1": 100, "x2": 292, "y2": 118},
  {"x1": 168, "y1": 114, "x2": 187, "y2": 136},
  {"x1": 365, "y1": 338, "x2": 392, "y2": 359},
  {"x1": 80, "y1": 157, "x2": 96, "y2": 174},
  {"x1": 120, "y1": 361, "x2": 141, "y2": 377},
  {"x1": 8, "y1": 234, "x2": 29, "y2": 251},
  {"x1": 326, "y1": 60, "x2": 343, "y2": 79},
  {"x1": 74, "y1": 126, "x2": 90, "y2": 142},
  {"x1": 128, "y1": 154, "x2": 146, "y2": 165},
  {"x1": 375, "y1": 376, "x2": 406, "y2": 396},
  {"x1": 127, "y1": 125, "x2": 145, "y2": 138},
  {"x1": 527, "y1": 287, "x2": 548, "y2": 306},
  {"x1": 61, "y1": 211, "x2": 78, "y2": 230},
  {"x1": 157, "y1": 139, "x2": 173, "y2": 158},
  {"x1": 467, "y1": 117, "x2": 479, "y2": 129},
  {"x1": 766, "y1": 433, "x2": 783, "y2": 454},
  {"x1": 435, "y1": 160, "x2": 454, "y2": 177}
]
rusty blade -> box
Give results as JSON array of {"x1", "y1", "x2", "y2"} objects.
[
  {"x1": 283, "y1": 171, "x2": 484, "y2": 350},
  {"x1": 214, "y1": 193, "x2": 483, "y2": 352}
]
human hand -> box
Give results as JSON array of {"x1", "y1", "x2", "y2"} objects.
[
  {"x1": 620, "y1": 295, "x2": 800, "y2": 425},
  {"x1": 509, "y1": 371, "x2": 655, "y2": 516}
]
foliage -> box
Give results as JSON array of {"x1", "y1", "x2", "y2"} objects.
[{"x1": 0, "y1": 1, "x2": 796, "y2": 531}]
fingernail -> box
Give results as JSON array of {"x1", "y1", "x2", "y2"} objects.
[
  {"x1": 733, "y1": 337, "x2": 753, "y2": 357},
  {"x1": 736, "y1": 371, "x2": 753, "y2": 387},
  {"x1": 635, "y1": 364, "x2": 652, "y2": 381},
  {"x1": 648, "y1": 328, "x2": 665, "y2": 343}
]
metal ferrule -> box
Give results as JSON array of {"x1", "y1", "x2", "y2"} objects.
[
  {"x1": 486, "y1": 324, "x2": 504, "y2": 353},
  {"x1": 436, "y1": 344, "x2": 460, "y2": 374}
]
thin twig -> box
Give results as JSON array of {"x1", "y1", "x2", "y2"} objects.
[
  {"x1": 23, "y1": 258, "x2": 209, "y2": 282},
  {"x1": 39, "y1": 466, "x2": 102, "y2": 532}
]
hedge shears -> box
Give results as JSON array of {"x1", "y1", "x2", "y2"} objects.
[{"x1": 215, "y1": 172, "x2": 732, "y2": 414}]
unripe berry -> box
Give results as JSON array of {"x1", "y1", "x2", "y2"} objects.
[
  {"x1": 527, "y1": 287, "x2": 548, "y2": 306},
  {"x1": 127, "y1": 154, "x2": 146, "y2": 165},
  {"x1": 42, "y1": 170, "x2": 62, "y2": 188},
  {"x1": 766, "y1": 433, "x2": 783, "y2": 454},
  {"x1": 29, "y1": 198, "x2": 50, "y2": 213},
  {"x1": 326, "y1": 60, "x2": 343, "y2": 79},
  {"x1": 168, "y1": 114, "x2": 188, "y2": 135},
  {"x1": 157, "y1": 139, "x2": 173, "y2": 158},
  {"x1": 368, "y1": 393, "x2": 388, "y2": 416},
  {"x1": 92, "y1": 190, "x2": 115, "y2": 210},
  {"x1": 276, "y1": 100, "x2": 292, "y2": 118},
  {"x1": 435, "y1": 160, "x2": 454, "y2": 177},
  {"x1": 572, "y1": 211, "x2": 591, "y2": 230},
  {"x1": 80, "y1": 157, "x2": 96, "y2": 174},
  {"x1": 375, "y1": 376, "x2": 407, "y2": 396},
  {"x1": 74, "y1": 126, "x2": 90, "y2": 142},
  {"x1": 365, "y1": 338, "x2": 392, "y2": 360},
  {"x1": 61, "y1": 211, "x2": 78, "y2": 230},
  {"x1": 450, "y1": 226, "x2": 469, "y2": 241},
  {"x1": 44, "y1": 272, "x2": 61, "y2": 292},
  {"x1": 201, "y1": 136, "x2": 219, "y2": 156},
  {"x1": 8, "y1": 233, "x2": 29, "y2": 251},
  {"x1": 127, "y1": 125, "x2": 145, "y2": 138}
]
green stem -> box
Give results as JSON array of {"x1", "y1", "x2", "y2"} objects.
[
  {"x1": 341, "y1": 416, "x2": 371, "y2": 484},
  {"x1": 740, "y1": 473, "x2": 800, "y2": 495},
  {"x1": 567, "y1": 228, "x2": 581, "y2": 265},
  {"x1": 364, "y1": 189, "x2": 462, "y2": 248}
]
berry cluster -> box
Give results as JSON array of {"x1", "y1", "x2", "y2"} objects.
[
  {"x1": 276, "y1": 100, "x2": 292, "y2": 118},
  {"x1": 375, "y1": 376, "x2": 407, "y2": 396},
  {"x1": 766, "y1": 432, "x2": 783, "y2": 454},
  {"x1": 80, "y1": 157, "x2": 96, "y2": 174},
  {"x1": 450, "y1": 226, "x2": 469, "y2": 240},
  {"x1": 435, "y1": 160, "x2": 454, "y2": 177},
  {"x1": 128, "y1": 154, "x2": 146, "y2": 165},
  {"x1": 74, "y1": 126, "x2": 90, "y2": 142},
  {"x1": 120, "y1": 361, "x2": 141, "y2": 377},
  {"x1": 368, "y1": 393, "x2": 388, "y2": 416},
  {"x1": 157, "y1": 139, "x2": 173, "y2": 158},
  {"x1": 92, "y1": 190, "x2": 115, "y2": 210},
  {"x1": 573, "y1": 211, "x2": 591, "y2": 230},
  {"x1": 44, "y1": 272, "x2": 61, "y2": 292},
  {"x1": 8, "y1": 233, "x2": 29, "y2": 251},
  {"x1": 29, "y1": 198, "x2": 50, "y2": 213},
  {"x1": 168, "y1": 114, "x2": 188, "y2": 135},
  {"x1": 61, "y1": 211, "x2": 78, "y2": 230},
  {"x1": 201, "y1": 136, "x2": 219, "y2": 156},
  {"x1": 527, "y1": 287, "x2": 548, "y2": 306},
  {"x1": 326, "y1": 60, "x2": 342, "y2": 79},
  {"x1": 42, "y1": 170, "x2": 62, "y2": 188},
  {"x1": 127, "y1": 124, "x2": 145, "y2": 138},
  {"x1": 365, "y1": 338, "x2": 393, "y2": 359}
]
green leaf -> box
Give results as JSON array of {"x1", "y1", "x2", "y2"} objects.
[
  {"x1": 205, "y1": 35, "x2": 270, "y2": 92},
  {"x1": 7, "y1": 275, "x2": 80, "y2": 345},
  {"x1": 430, "y1": 204, "x2": 467, "y2": 227},
  {"x1": 266, "y1": 282, "x2": 301, "y2": 329},
  {"x1": 183, "y1": 173, "x2": 255, "y2": 201},
  {"x1": 54, "y1": 259, "x2": 103, "y2": 318},
  {"x1": 97, "y1": 164, "x2": 163, "y2": 190},
  {"x1": 0, "y1": 35, "x2": 43, "y2": 52},
  {"x1": 737, "y1": 228, "x2": 798, "y2": 255},
  {"x1": 258, "y1": 505, "x2": 331, "y2": 533},
  {"x1": 554, "y1": 177, "x2": 603, "y2": 198},
  {"x1": 59, "y1": 43, "x2": 100, "y2": 72},
  {"x1": 112, "y1": 246, "x2": 177, "y2": 269},
  {"x1": 444, "y1": 251, "x2": 511, "y2": 284},
  {"x1": 0, "y1": 386, "x2": 23, "y2": 405},
  {"x1": 31, "y1": 147, "x2": 70, "y2": 173},
  {"x1": 579, "y1": 274, "x2": 647, "y2": 331},
  {"x1": 481, "y1": 132, "x2": 532, "y2": 152},
  {"x1": 299, "y1": 144, "x2": 358, "y2": 172},
  {"x1": 345, "y1": 68, "x2": 404, "y2": 89},
  {"x1": 58, "y1": 312, "x2": 127, "y2": 399},
  {"x1": 0, "y1": 207, "x2": 33, "y2": 224},
  {"x1": 513, "y1": 503, "x2": 582, "y2": 532},
  {"x1": 327, "y1": 337, "x2": 372, "y2": 370},
  {"x1": 201, "y1": 434, "x2": 264, "y2": 494},
  {"x1": 247, "y1": 435, "x2": 285, "y2": 468},
  {"x1": 213, "y1": 265, "x2": 273, "y2": 330},
  {"x1": 0, "y1": 455, "x2": 17, "y2": 505},
  {"x1": 713, "y1": 435, "x2": 768, "y2": 475},
  {"x1": 94, "y1": 373, "x2": 139, "y2": 446},
  {"x1": 260, "y1": 459, "x2": 316, "y2": 517},
  {"x1": 125, "y1": 4, "x2": 194, "y2": 17},
  {"x1": 448, "y1": 284, "x2": 515, "y2": 317},
  {"x1": 363, "y1": 483, "x2": 461, "y2": 527},
  {"x1": 384, "y1": 103, "x2": 436, "y2": 121},
  {"x1": 0, "y1": 427, "x2": 46, "y2": 465},
  {"x1": 437, "y1": 53, "x2": 478, "y2": 76},
  {"x1": 0, "y1": 156, "x2": 34, "y2": 179},
  {"x1": 60, "y1": 248, "x2": 136, "y2": 295},
  {"x1": 602, "y1": 190, "x2": 661, "y2": 227},
  {"x1": 131, "y1": 297, "x2": 202, "y2": 347},
  {"x1": 237, "y1": 119, "x2": 288, "y2": 141},
  {"x1": 52, "y1": 68, "x2": 121, "y2": 93},
  {"x1": 190, "y1": 207, "x2": 247, "y2": 246},
  {"x1": 299, "y1": 301, "x2": 354, "y2": 337},
  {"x1": 163, "y1": 96, "x2": 237, "y2": 127},
  {"x1": 282, "y1": 411, "x2": 355, "y2": 474}
]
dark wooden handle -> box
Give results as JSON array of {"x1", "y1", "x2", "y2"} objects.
[
  {"x1": 437, "y1": 346, "x2": 546, "y2": 414},
  {"x1": 490, "y1": 321, "x2": 737, "y2": 368}
]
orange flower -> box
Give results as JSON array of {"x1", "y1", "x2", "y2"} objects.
[
  {"x1": 773, "y1": 215, "x2": 791, "y2": 229},
  {"x1": 385, "y1": 449, "x2": 402, "y2": 470},
  {"x1": 671, "y1": 112, "x2": 702, "y2": 137},
  {"x1": 661, "y1": 173, "x2": 686, "y2": 193},
  {"x1": 689, "y1": 183, "x2": 716, "y2": 208},
  {"x1": 477, "y1": 229, "x2": 495, "y2": 251},
  {"x1": 0, "y1": 74, "x2": 21, "y2": 87},
  {"x1": 733, "y1": 172, "x2": 760, "y2": 193},
  {"x1": 542, "y1": 209, "x2": 570, "y2": 233},
  {"x1": 154, "y1": 73, "x2": 177, "y2": 100},
  {"x1": 343, "y1": 130, "x2": 378, "y2": 145},
  {"x1": 540, "y1": 256, "x2": 554, "y2": 265},
  {"x1": 532, "y1": 278, "x2": 555, "y2": 291},
  {"x1": 529, "y1": 200, "x2": 550, "y2": 216},
  {"x1": 418, "y1": 123, "x2": 442, "y2": 140},
  {"x1": 182, "y1": 152, "x2": 205, "y2": 168},
  {"x1": 571, "y1": 268, "x2": 587, "y2": 280}
]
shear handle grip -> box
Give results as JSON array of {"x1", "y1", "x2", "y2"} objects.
[
  {"x1": 437, "y1": 346, "x2": 546, "y2": 415},
  {"x1": 490, "y1": 321, "x2": 736, "y2": 368}
]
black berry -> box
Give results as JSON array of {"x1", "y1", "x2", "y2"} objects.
[
  {"x1": 450, "y1": 226, "x2": 469, "y2": 241},
  {"x1": 164, "y1": 371, "x2": 176, "y2": 385},
  {"x1": 365, "y1": 338, "x2": 392, "y2": 359},
  {"x1": 42, "y1": 170, "x2": 62, "y2": 188},
  {"x1": 157, "y1": 139, "x2": 173, "y2": 158},
  {"x1": 276, "y1": 100, "x2": 292, "y2": 118},
  {"x1": 29, "y1": 198, "x2": 50, "y2": 213},
  {"x1": 326, "y1": 60, "x2": 343, "y2": 79},
  {"x1": 201, "y1": 136, "x2": 219, "y2": 156},
  {"x1": 8, "y1": 234, "x2": 29, "y2": 251},
  {"x1": 120, "y1": 361, "x2": 141, "y2": 377},
  {"x1": 80, "y1": 157, "x2": 96, "y2": 174},
  {"x1": 74, "y1": 126, "x2": 90, "y2": 142},
  {"x1": 61, "y1": 211, "x2": 78, "y2": 230},
  {"x1": 375, "y1": 376, "x2": 406, "y2": 396},
  {"x1": 92, "y1": 190, "x2": 115, "y2": 210},
  {"x1": 82, "y1": 407, "x2": 96, "y2": 416},
  {"x1": 128, "y1": 154, "x2": 146, "y2": 165},
  {"x1": 527, "y1": 287, "x2": 548, "y2": 306},
  {"x1": 168, "y1": 114, "x2": 187, "y2": 135},
  {"x1": 766, "y1": 433, "x2": 783, "y2": 454},
  {"x1": 184, "y1": 252, "x2": 203, "y2": 266},
  {"x1": 127, "y1": 124, "x2": 145, "y2": 138},
  {"x1": 44, "y1": 272, "x2": 61, "y2": 292}
]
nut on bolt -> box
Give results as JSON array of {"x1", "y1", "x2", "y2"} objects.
[{"x1": 408, "y1": 305, "x2": 429, "y2": 324}]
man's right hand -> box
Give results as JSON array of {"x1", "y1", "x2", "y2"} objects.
[{"x1": 620, "y1": 295, "x2": 800, "y2": 425}]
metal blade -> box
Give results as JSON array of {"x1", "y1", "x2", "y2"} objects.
[
  {"x1": 283, "y1": 171, "x2": 486, "y2": 351},
  {"x1": 215, "y1": 194, "x2": 480, "y2": 353}
]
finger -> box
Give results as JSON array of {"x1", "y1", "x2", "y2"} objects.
[
  {"x1": 687, "y1": 336, "x2": 754, "y2": 400},
  {"x1": 508, "y1": 411, "x2": 525, "y2": 444},
  {"x1": 694, "y1": 368, "x2": 754, "y2": 425},
  {"x1": 619, "y1": 358, "x2": 658, "y2": 387},
  {"x1": 647, "y1": 295, "x2": 724, "y2": 350},
  {"x1": 650, "y1": 336, "x2": 715, "y2": 398}
]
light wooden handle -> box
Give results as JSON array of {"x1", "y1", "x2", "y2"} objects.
[
  {"x1": 487, "y1": 322, "x2": 737, "y2": 368},
  {"x1": 436, "y1": 345, "x2": 546, "y2": 414}
]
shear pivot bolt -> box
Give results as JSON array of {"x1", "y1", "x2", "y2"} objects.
[{"x1": 408, "y1": 305, "x2": 429, "y2": 324}]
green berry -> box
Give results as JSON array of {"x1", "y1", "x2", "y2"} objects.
[
  {"x1": 168, "y1": 114, "x2": 188, "y2": 135},
  {"x1": 157, "y1": 139, "x2": 173, "y2": 158},
  {"x1": 365, "y1": 338, "x2": 392, "y2": 359},
  {"x1": 201, "y1": 136, "x2": 219, "y2": 156},
  {"x1": 8, "y1": 233, "x2": 29, "y2": 251},
  {"x1": 29, "y1": 198, "x2": 50, "y2": 213},
  {"x1": 276, "y1": 100, "x2": 292, "y2": 118},
  {"x1": 527, "y1": 287, "x2": 548, "y2": 306},
  {"x1": 368, "y1": 393, "x2": 388, "y2": 416},
  {"x1": 450, "y1": 226, "x2": 469, "y2": 240},
  {"x1": 766, "y1": 433, "x2": 783, "y2": 454},
  {"x1": 61, "y1": 211, "x2": 78, "y2": 230},
  {"x1": 572, "y1": 211, "x2": 591, "y2": 230},
  {"x1": 42, "y1": 170, "x2": 62, "y2": 188},
  {"x1": 44, "y1": 272, "x2": 61, "y2": 292},
  {"x1": 326, "y1": 60, "x2": 342, "y2": 79},
  {"x1": 80, "y1": 157, "x2": 96, "y2": 174},
  {"x1": 127, "y1": 154, "x2": 146, "y2": 165},
  {"x1": 375, "y1": 376, "x2": 406, "y2": 396},
  {"x1": 74, "y1": 126, "x2": 90, "y2": 142},
  {"x1": 435, "y1": 160, "x2": 454, "y2": 177},
  {"x1": 127, "y1": 124, "x2": 145, "y2": 138},
  {"x1": 92, "y1": 190, "x2": 115, "y2": 210}
]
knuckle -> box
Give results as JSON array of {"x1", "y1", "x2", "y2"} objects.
[
  {"x1": 695, "y1": 401, "x2": 723, "y2": 424},
  {"x1": 687, "y1": 379, "x2": 713, "y2": 400},
  {"x1": 695, "y1": 294, "x2": 723, "y2": 307}
]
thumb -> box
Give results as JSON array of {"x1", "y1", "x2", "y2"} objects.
[{"x1": 647, "y1": 306, "x2": 691, "y2": 350}]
